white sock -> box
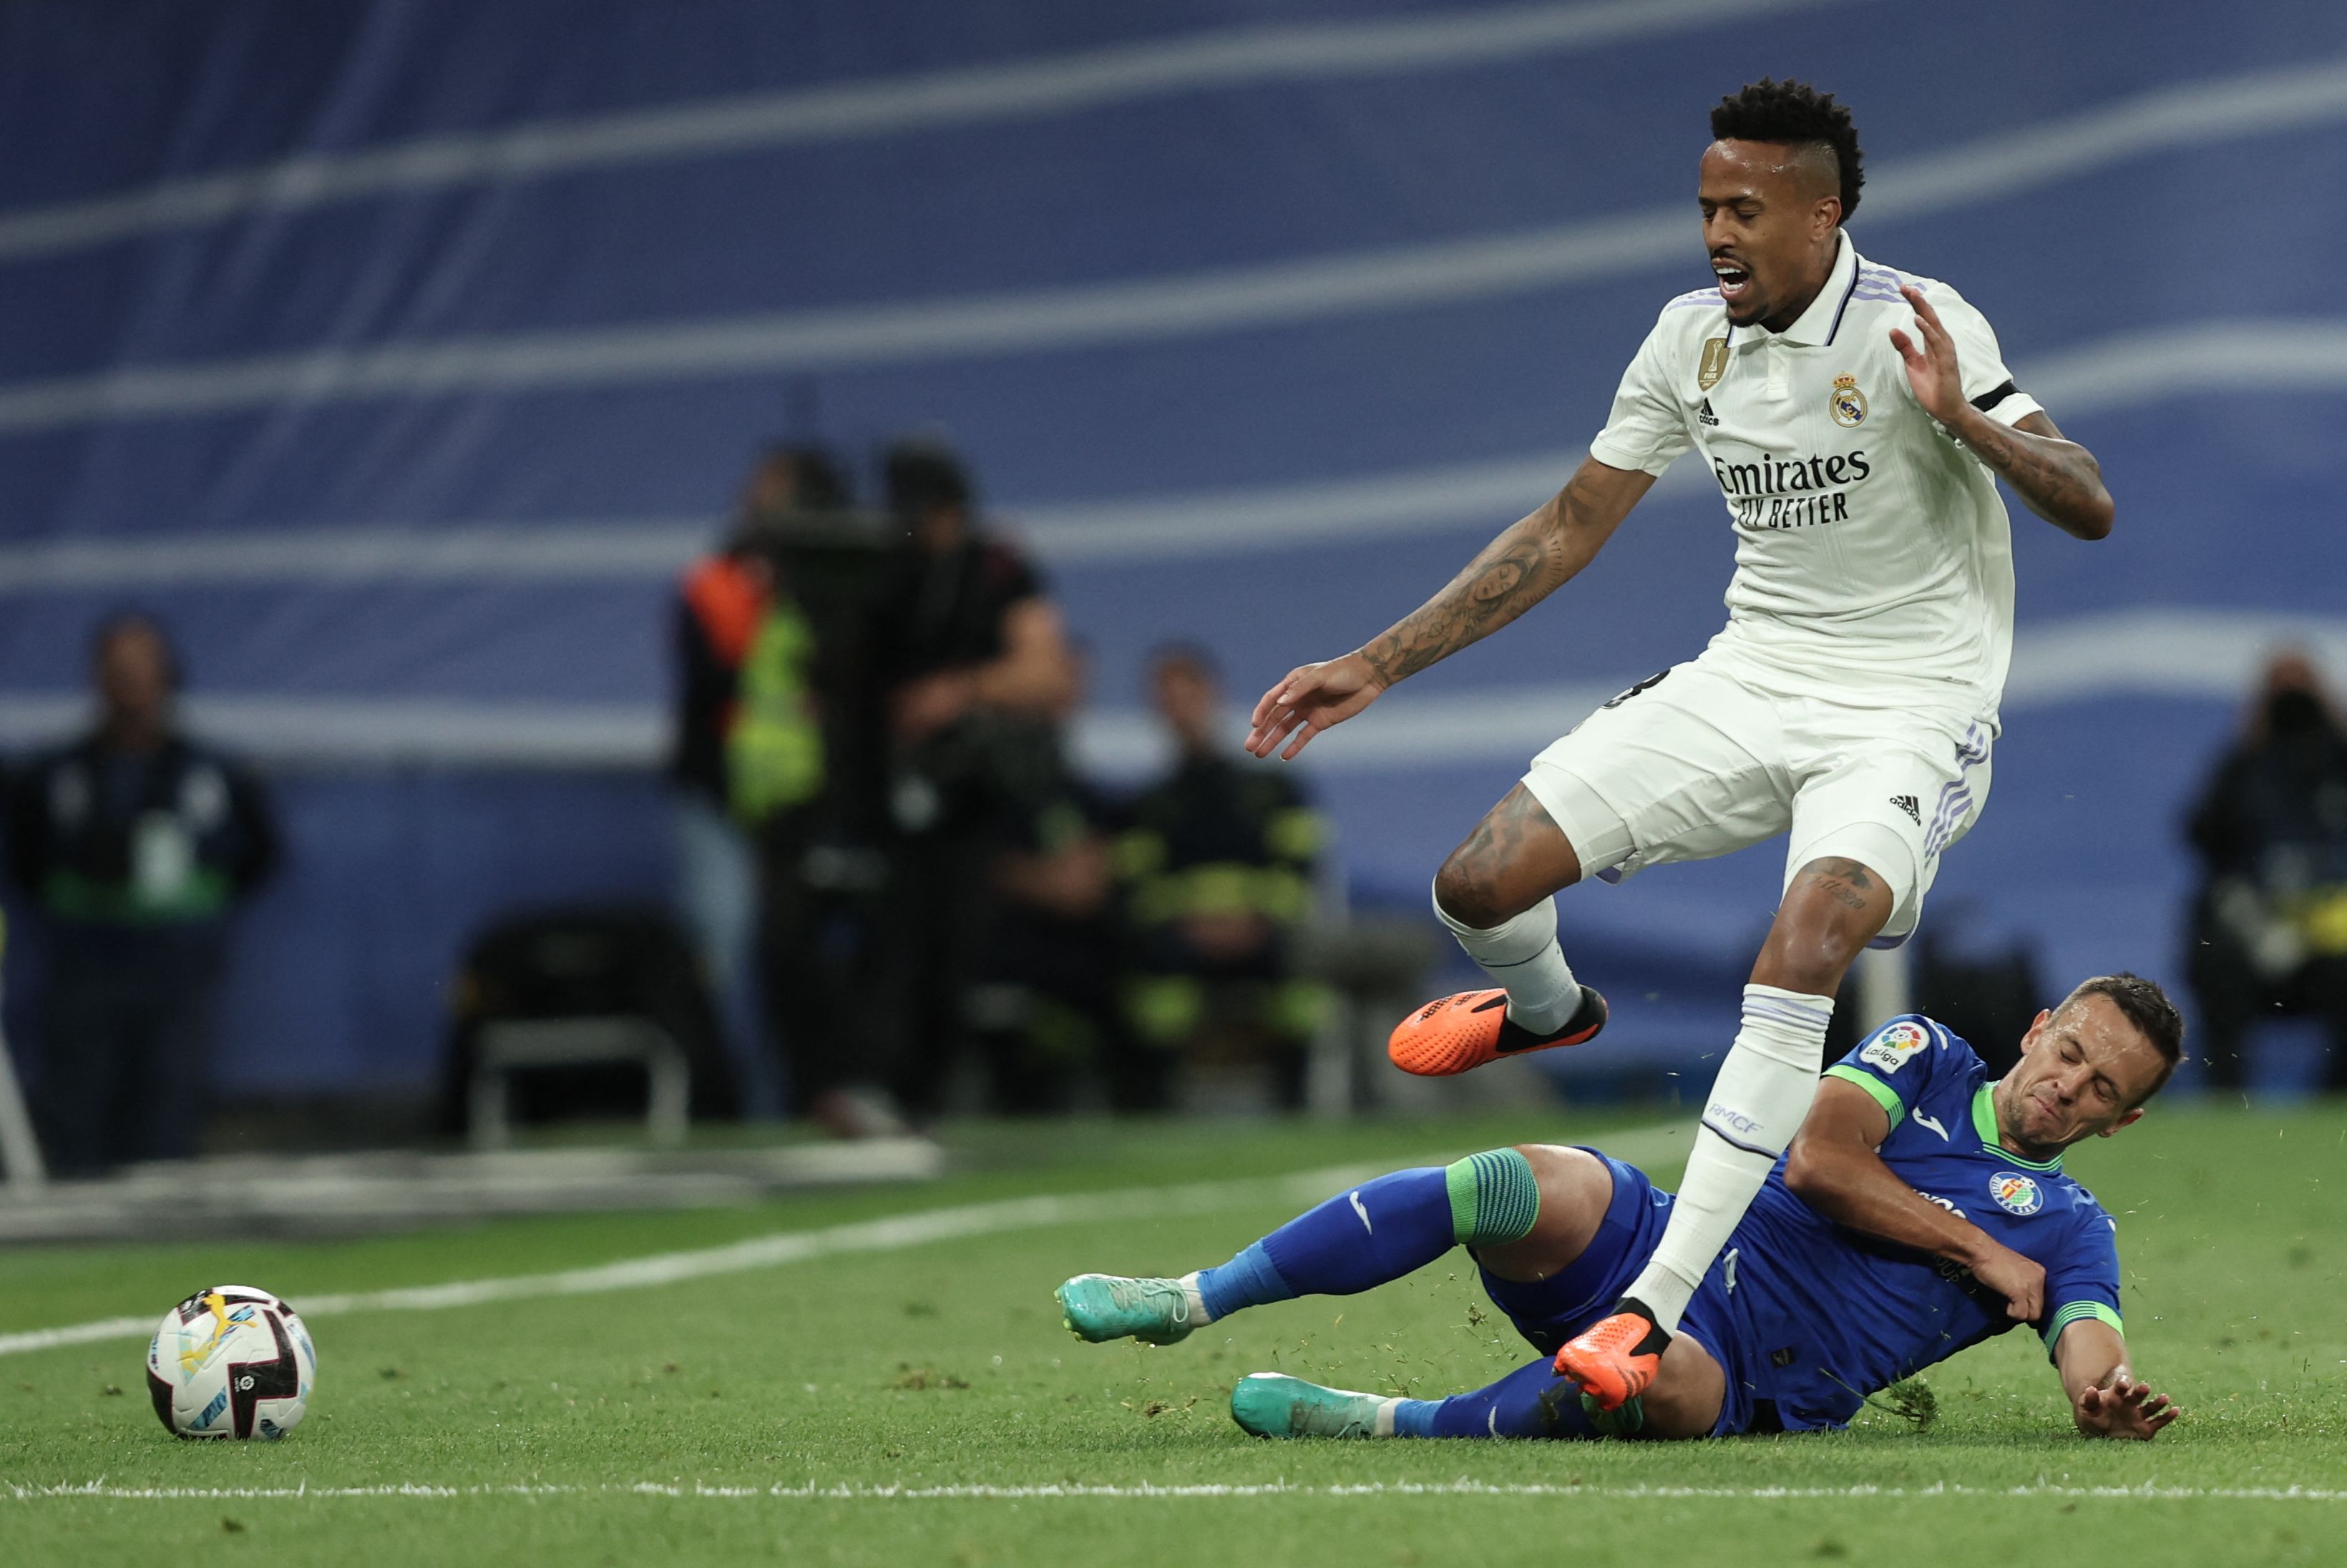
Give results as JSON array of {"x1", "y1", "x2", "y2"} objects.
[
  {"x1": 1175, "y1": 1272, "x2": 1211, "y2": 1324},
  {"x1": 1432, "y1": 883, "x2": 1580, "y2": 1033},
  {"x1": 1627, "y1": 984, "x2": 1834, "y2": 1331}
]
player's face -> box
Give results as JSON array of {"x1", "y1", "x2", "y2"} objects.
[
  {"x1": 1697, "y1": 141, "x2": 1839, "y2": 329},
  {"x1": 2000, "y1": 995, "x2": 2165, "y2": 1152}
]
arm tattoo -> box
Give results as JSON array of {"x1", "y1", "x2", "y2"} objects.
[
  {"x1": 1960, "y1": 413, "x2": 2111, "y2": 538},
  {"x1": 1358, "y1": 489, "x2": 1584, "y2": 687}
]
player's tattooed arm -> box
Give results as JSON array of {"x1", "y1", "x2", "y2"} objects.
[
  {"x1": 1245, "y1": 458, "x2": 1651, "y2": 760},
  {"x1": 1890, "y1": 285, "x2": 2114, "y2": 541},
  {"x1": 1956, "y1": 410, "x2": 2114, "y2": 542},
  {"x1": 1357, "y1": 457, "x2": 1652, "y2": 687}
]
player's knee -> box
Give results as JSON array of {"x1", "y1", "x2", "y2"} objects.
[
  {"x1": 1766, "y1": 857, "x2": 1898, "y2": 986},
  {"x1": 1470, "y1": 1145, "x2": 1611, "y2": 1282},
  {"x1": 1433, "y1": 848, "x2": 1515, "y2": 930},
  {"x1": 1444, "y1": 1148, "x2": 1543, "y2": 1248}
]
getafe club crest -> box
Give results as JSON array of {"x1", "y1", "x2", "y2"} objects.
[
  {"x1": 1697, "y1": 337, "x2": 1729, "y2": 391},
  {"x1": 1987, "y1": 1171, "x2": 2044, "y2": 1216},
  {"x1": 1828, "y1": 373, "x2": 1868, "y2": 427}
]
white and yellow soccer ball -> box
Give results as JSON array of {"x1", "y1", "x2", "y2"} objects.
[{"x1": 144, "y1": 1285, "x2": 317, "y2": 1440}]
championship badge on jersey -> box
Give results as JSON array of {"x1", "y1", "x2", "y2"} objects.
[
  {"x1": 1698, "y1": 338, "x2": 1729, "y2": 391},
  {"x1": 1828, "y1": 373, "x2": 1868, "y2": 427}
]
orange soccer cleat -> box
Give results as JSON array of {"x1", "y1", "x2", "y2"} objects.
[
  {"x1": 1553, "y1": 1299, "x2": 1671, "y2": 1412},
  {"x1": 1385, "y1": 986, "x2": 1607, "y2": 1077}
]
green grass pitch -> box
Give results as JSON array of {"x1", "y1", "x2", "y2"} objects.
[{"x1": 2, "y1": 1104, "x2": 2341, "y2": 1566}]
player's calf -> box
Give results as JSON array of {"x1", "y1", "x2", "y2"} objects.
[{"x1": 1058, "y1": 1147, "x2": 1568, "y2": 1345}]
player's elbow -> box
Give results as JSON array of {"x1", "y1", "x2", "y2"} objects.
[
  {"x1": 2072, "y1": 494, "x2": 2115, "y2": 541},
  {"x1": 1782, "y1": 1137, "x2": 1831, "y2": 1202}
]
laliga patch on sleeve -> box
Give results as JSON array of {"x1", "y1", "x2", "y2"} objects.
[{"x1": 1858, "y1": 1020, "x2": 1931, "y2": 1074}]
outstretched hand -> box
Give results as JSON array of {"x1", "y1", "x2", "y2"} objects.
[
  {"x1": 1888, "y1": 284, "x2": 1968, "y2": 426},
  {"x1": 1245, "y1": 653, "x2": 1385, "y2": 760},
  {"x1": 2075, "y1": 1371, "x2": 2180, "y2": 1441}
]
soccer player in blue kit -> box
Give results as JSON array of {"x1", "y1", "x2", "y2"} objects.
[{"x1": 1057, "y1": 974, "x2": 2183, "y2": 1442}]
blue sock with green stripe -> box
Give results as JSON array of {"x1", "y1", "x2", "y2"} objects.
[
  {"x1": 1390, "y1": 1353, "x2": 1611, "y2": 1439},
  {"x1": 1192, "y1": 1151, "x2": 1542, "y2": 1320}
]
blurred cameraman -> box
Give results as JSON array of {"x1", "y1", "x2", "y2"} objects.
[
  {"x1": 872, "y1": 439, "x2": 1075, "y2": 1119},
  {"x1": 2183, "y1": 650, "x2": 2347, "y2": 1092},
  {"x1": 670, "y1": 447, "x2": 844, "y2": 1113}
]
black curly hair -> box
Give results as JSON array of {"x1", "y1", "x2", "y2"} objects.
[{"x1": 1709, "y1": 78, "x2": 1863, "y2": 220}]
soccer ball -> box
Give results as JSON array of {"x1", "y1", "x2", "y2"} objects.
[{"x1": 144, "y1": 1284, "x2": 317, "y2": 1440}]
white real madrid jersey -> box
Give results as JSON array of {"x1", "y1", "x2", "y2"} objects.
[{"x1": 1588, "y1": 231, "x2": 2042, "y2": 707}]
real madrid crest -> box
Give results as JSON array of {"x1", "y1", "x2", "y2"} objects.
[
  {"x1": 1828, "y1": 373, "x2": 1868, "y2": 427},
  {"x1": 1697, "y1": 338, "x2": 1729, "y2": 391}
]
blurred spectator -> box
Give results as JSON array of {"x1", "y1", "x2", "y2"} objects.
[
  {"x1": 668, "y1": 445, "x2": 846, "y2": 1120},
  {"x1": 2183, "y1": 650, "x2": 2347, "y2": 1092},
  {"x1": 1116, "y1": 645, "x2": 1329, "y2": 1110},
  {"x1": 968, "y1": 645, "x2": 1127, "y2": 1114},
  {"x1": 871, "y1": 439, "x2": 1075, "y2": 1122},
  {"x1": 3, "y1": 614, "x2": 277, "y2": 1173}
]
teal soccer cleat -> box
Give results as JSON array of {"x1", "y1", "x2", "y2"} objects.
[
  {"x1": 1054, "y1": 1273, "x2": 1201, "y2": 1345},
  {"x1": 1229, "y1": 1372, "x2": 1390, "y2": 1439}
]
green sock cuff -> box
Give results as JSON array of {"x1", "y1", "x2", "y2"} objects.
[{"x1": 1444, "y1": 1148, "x2": 1541, "y2": 1246}]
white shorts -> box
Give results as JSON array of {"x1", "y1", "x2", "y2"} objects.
[{"x1": 1521, "y1": 647, "x2": 1995, "y2": 946}]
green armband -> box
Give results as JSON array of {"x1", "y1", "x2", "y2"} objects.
[
  {"x1": 2041, "y1": 1300, "x2": 2123, "y2": 1356},
  {"x1": 1823, "y1": 1064, "x2": 1905, "y2": 1129}
]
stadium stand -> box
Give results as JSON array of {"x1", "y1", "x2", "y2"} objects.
[{"x1": 1, "y1": 0, "x2": 2342, "y2": 1104}]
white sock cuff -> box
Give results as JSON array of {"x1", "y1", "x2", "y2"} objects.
[
  {"x1": 1430, "y1": 878, "x2": 1557, "y2": 966},
  {"x1": 1741, "y1": 982, "x2": 1834, "y2": 1027},
  {"x1": 1736, "y1": 985, "x2": 1833, "y2": 1069}
]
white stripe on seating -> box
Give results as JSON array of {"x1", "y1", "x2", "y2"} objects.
[
  {"x1": 4, "y1": 59, "x2": 2347, "y2": 428},
  {"x1": 0, "y1": 609, "x2": 2340, "y2": 773},
  {"x1": 0, "y1": 0, "x2": 1855, "y2": 263}
]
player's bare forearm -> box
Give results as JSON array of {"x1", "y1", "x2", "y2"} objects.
[
  {"x1": 1950, "y1": 408, "x2": 2114, "y2": 541},
  {"x1": 1787, "y1": 1102, "x2": 1997, "y2": 1265},
  {"x1": 1244, "y1": 459, "x2": 1647, "y2": 760},
  {"x1": 1355, "y1": 458, "x2": 1649, "y2": 689},
  {"x1": 2056, "y1": 1320, "x2": 2177, "y2": 1440},
  {"x1": 1785, "y1": 1083, "x2": 2040, "y2": 1320}
]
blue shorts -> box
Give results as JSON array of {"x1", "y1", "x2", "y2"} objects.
[{"x1": 1475, "y1": 1152, "x2": 1763, "y2": 1436}]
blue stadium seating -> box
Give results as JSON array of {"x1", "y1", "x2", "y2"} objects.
[{"x1": 1, "y1": 0, "x2": 2341, "y2": 1096}]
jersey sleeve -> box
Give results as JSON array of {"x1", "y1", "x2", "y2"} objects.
[
  {"x1": 1908, "y1": 284, "x2": 2044, "y2": 429},
  {"x1": 1588, "y1": 312, "x2": 1694, "y2": 476},
  {"x1": 2034, "y1": 1205, "x2": 2124, "y2": 1360},
  {"x1": 1820, "y1": 1014, "x2": 1957, "y2": 1130}
]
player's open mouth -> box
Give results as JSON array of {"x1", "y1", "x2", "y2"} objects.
[{"x1": 1713, "y1": 260, "x2": 1752, "y2": 300}]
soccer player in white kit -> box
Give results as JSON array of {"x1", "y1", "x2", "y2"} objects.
[{"x1": 1243, "y1": 80, "x2": 2116, "y2": 1411}]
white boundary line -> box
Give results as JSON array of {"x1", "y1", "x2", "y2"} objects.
[
  {"x1": 0, "y1": 0, "x2": 1853, "y2": 263},
  {"x1": 0, "y1": 1128, "x2": 1688, "y2": 1360},
  {"x1": 3, "y1": 59, "x2": 2346, "y2": 430},
  {"x1": 5, "y1": 1480, "x2": 2343, "y2": 1503}
]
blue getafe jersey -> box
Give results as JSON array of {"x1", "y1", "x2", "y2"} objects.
[{"x1": 1691, "y1": 1015, "x2": 2125, "y2": 1431}]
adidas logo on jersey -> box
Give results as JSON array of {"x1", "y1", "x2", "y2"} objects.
[
  {"x1": 1890, "y1": 794, "x2": 1921, "y2": 825},
  {"x1": 1697, "y1": 397, "x2": 1719, "y2": 428}
]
